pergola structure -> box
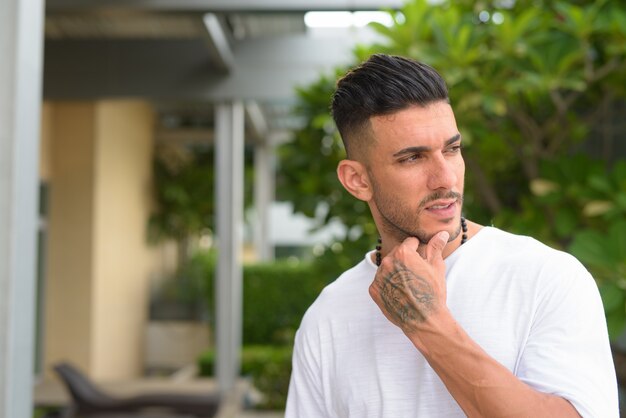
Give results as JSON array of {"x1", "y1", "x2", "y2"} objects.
[{"x1": 0, "y1": 1, "x2": 404, "y2": 416}]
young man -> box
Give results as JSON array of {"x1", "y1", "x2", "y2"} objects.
[{"x1": 285, "y1": 54, "x2": 618, "y2": 417}]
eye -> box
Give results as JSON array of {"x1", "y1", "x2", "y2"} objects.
[
  {"x1": 446, "y1": 145, "x2": 463, "y2": 154},
  {"x1": 398, "y1": 153, "x2": 423, "y2": 163}
]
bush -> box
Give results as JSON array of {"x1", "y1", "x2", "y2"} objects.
[
  {"x1": 187, "y1": 252, "x2": 334, "y2": 345},
  {"x1": 242, "y1": 261, "x2": 331, "y2": 345},
  {"x1": 198, "y1": 345, "x2": 293, "y2": 410}
]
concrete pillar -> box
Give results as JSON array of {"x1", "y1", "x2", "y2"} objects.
[
  {"x1": 0, "y1": 0, "x2": 44, "y2": 415},
  {"x1": 214, "y1": 102, "x2": 245, "y2": 393},
  {"x1": 254, "y1": 140, "x2": 275, "y2": 261},
  {"x1": 43, "y1": 101, "x2": 156, "y2": 380}
]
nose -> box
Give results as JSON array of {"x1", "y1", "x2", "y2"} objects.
[{"x1": 426, "y1": 153, "x2": 458, "y2": 191}]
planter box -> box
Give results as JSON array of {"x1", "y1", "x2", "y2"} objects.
[{"x1": 145, "y1": 320, "x2": 211, "y2": 373}]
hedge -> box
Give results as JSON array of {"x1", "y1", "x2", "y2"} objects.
[
  {"x1": 198, "y1": 345, "x2": 293, "y2": 409},
  {"x1": 186, "y1": 251, "x2": 334, "y2": 345}
]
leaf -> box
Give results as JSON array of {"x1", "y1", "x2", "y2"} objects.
[
  {"x1": 529, "y1": 179, "x2": 559, "y2": 196},
  {"x1": 583, "y1": 201, "x2": 614, "y2": 217},
  {"x1": 612, "y1": 161, "x2": 626, "y2": 188},
  {"x1": 615, "y1": 193, "x2": 626, "y2": 210},
  {"x1": 607, "y1": 221, "x2": 626, "y2": 262},
  {"x1": 554, "y1": 209, "x2": 577, "y2": 237},
  {"x1": 569, "y1": 229, "x2": 617, "y2": 271},
  {"x1": 588, "y1": 175, "x2": 613, "y2": 194},
  {"x1": 555, "y1": 2, "x2": 593, "y2": 37},
  {"x1": 599, "y1": 282, "x2": 624, "y2": 312},
  {"x1": 605, "y1": 308, "x2": 626, "y2": 341}
]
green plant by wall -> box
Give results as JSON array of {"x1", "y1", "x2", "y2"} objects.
[
  {"x1": 149, "y1": 145, "x2": 216, "y2": 263},
  {"x1": 148, "y1": 144, "x2": 256, "y2": 265}
]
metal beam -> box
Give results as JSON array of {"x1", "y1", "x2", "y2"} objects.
[
  {"x1": 253, "y1": 141, "x2": 274, "y2": 261},
  {"x1": 244, "y1": 101, "x2": 268, "y2": 142},
  {"x1": 0, "y1": 0, "x2": 44, "y2": 416},
  {"x1": 43, "y1": 31, "x2": 380, "y2": 100},
  {"x1": 214, "y1": 102, "x2": 244, "y2": 394},
  {"x1": 202, "y1": 13, "x2": 235, "y2": 73},
  {"x1": 47, "y1": 0, "x2": 404, "y2": 13}
]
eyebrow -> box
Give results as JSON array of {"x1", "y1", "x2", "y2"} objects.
[{"x1": 392, "y1": 133, "x2": 462, "y2": 157}]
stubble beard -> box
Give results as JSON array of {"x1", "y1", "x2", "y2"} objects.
[{"x1": 374, "y1": 189, "x2": 464, "y2": 245}]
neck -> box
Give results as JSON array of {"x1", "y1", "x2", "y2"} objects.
[{"x1": 374, "y1": 217, "x2": 469, "y2": 266}]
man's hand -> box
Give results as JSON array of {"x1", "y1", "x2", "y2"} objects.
[
  {"x1": 369, "y1": 231, "x2": 450, "y2": 334},
  {"x1": 368, "y1": 230, "x2": 586, "y2": 418}
]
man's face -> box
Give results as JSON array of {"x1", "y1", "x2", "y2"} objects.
[{"x1": 365, "y1": 101, "x2": 465, "y2": 245}]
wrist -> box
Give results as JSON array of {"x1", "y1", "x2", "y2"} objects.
[{"x1": 405, "y1": 306, "x2": 459, "y2": 357}]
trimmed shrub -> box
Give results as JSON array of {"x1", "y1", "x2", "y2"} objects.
[
  {"x1": 242, "y1": 261, "x2": 330, "y2": 345},
  {"x1": 198, "y1": 345, "x2": 293, "y2": 410},
  {"x1": 187, "y1": 251, "x2": 334, "y2": 345}
]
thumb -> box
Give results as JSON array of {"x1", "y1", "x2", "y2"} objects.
[{"x1": 426, "y1": 230, "x2": 449, "y2": 264}]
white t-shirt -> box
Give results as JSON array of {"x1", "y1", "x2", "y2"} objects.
[{"x1": 286, "y1": 227, "x2": 618, "y2": 418}]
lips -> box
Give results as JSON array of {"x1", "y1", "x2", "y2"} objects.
[
  {"x1": 425, "y1": 200, "x2": 456, "y2": 210},
  {"x1": 424, "y1": 199, "x2": 458, "y2": 219}
]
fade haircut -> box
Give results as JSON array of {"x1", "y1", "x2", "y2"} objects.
[{"x1": 331, "y1": 54, "x2": 450, "y2": 160}]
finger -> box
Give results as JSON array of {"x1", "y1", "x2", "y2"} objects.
[
  {"x1": 426, "y1": 230, "x2": 449, "y2": 264},
  {"x1": 399, "y1": 236, "x2": 420, "y2": 257},
  {"x1": 382, "y1": 236, "x2": 419, "y2": 265}
]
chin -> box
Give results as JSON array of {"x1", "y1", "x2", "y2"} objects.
[{"x1": 424, "y1": 219, "x2": 462, "y2": 242}]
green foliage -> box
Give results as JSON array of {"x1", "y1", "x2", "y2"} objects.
[
  {"x1": 570, "y1": 221, "x2": 626, "y2": 338},
  {"x1": 242, "y1": 261, "x2": 332, "y2": 345},
  {"x1": 198, "y1": 345, "x2": 293, "y2": 410},
  {"x1": 149, "y1": 145, "x2": 216, "y2": 243},
  {"x1": 277, "y1": 0, "x2": 626, "y2": 334},
  {"x1": 492, "y1": 155, "x2": 626, "y2": 338},
  {"x1": 148, "y1": 144, "x2": 255, "y2": 261},
  {"x1": 188, "y1": 251, "x2": 333, "y2": 345},
  {"x1": 495, "y1": 156, "x2": 625, "y2": 244}
]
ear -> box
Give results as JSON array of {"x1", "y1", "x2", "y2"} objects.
[{"x1": 337, "y1": 159, "x2": 373, "y2": 202}]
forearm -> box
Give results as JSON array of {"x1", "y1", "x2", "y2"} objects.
[{"x1": 410, "y1": 310, "x2": 581, "y2": 418}]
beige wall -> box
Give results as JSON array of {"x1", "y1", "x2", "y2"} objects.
[
  {"x1": 91, "y1": 101, "x2": 155, "y2": 379},
  {"x1": 44, "y1": 102, "x2": 97, "y2": 375},
  {"x1": 43, "y1": 100, "x2": 157, "y2": 380}
]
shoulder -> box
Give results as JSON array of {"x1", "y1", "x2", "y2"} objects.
[
  {"x1": 466, "y1": 227, "x2": 597, "y2": 303},
  {"x1": 486, "y1": 229, "x2": 618, "y2": 416},
  {"x1": 477, "y1": 226, "x2": 589, "y2": 275}
]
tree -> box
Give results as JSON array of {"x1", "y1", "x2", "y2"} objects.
[
  {"x1": 277, "y1": 0, "x2": 626, "y2": 335},
  {"x1": 149, "y1": 143, "x2": 216, "y2": 264}
]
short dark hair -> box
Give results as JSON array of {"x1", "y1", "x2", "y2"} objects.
[{"x1": 331, "y1": 54, "x2": 449, "y2": 159}]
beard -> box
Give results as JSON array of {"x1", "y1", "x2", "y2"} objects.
[{"x1": 372, "y1": 187, "x2": 464, "y2": 245}]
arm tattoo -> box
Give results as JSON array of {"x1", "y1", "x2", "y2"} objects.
[{"x1": 380, "y1": 260, "x2": 435, "y2": 326}]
